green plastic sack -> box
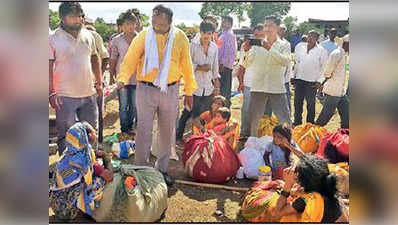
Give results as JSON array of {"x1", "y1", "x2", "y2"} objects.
[
  {"x1": 103, "y1": 133, "x2": 119, "y2": 144},
  {"x1": 92, "y1": 165, "x2": 168, "y2": 222}
]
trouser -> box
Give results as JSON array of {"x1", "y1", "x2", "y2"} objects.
[
  {"x1": 118, "y1": 85, "x2": 137, "y2": 133},
  {"x1": 293, "y1": 79, "x2": 318, "y2": 126},
  {"x1": 316, "y1": 94, "x2": 349, "y2": 129},
  {"x1": 248, "y1": 92, "x2": 291, "y2": 137},
  {"x1": 135, "y1": 82, "x2": 179, "y2": 173},
  {"x1": 176, "y1": 94, "x2": 213, "y2": 140},
  {"x1": 240, "y1": 86, "x2": 251, "y2": 137},
  {"x1": 220, "y1": 67, "x2": 232, "y2": 107},
  {"x1": 265, "y1": 82, "x2": 291, "y2": 117},
  {"x1": 56, "y1": 95, "x2": 98, "y2": 155}
]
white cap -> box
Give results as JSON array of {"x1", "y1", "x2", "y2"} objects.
[
  {"x1": 85, "y1": 17, "x2": 94, "y2": 24},
  {"x1": 343, "y1": 34, "x2": 349, "y2": 42}
]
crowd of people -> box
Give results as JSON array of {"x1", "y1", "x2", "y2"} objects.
[{"x1": 49, "y1": 2, "x2": 349, "y2": 222}]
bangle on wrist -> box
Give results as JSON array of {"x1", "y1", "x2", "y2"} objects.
[
  {"x1": 49, "y1": 92, "x2": 57, "y2": 98},
  {"x1": 280, "y1": 190, "x2": 290, "y2": 198}
]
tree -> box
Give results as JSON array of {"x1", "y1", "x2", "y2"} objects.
[
  {"x1": 297, "y1": 21, "x2": 322, "y2": 36},
  {"x1": 176, "y1": 23, "x2": 199, "y2": 37},
  {"x1": 247, "y1": 2, "x2": 291, "y2": 27},
  {"x1": 282, "y1": 16, "x2": 298, "y2": 34},
  {"x1": 94, "y1": 18, "x2": 114, "y2": 42},
  {"x1": 49, "y1": 9, "x2": 60, "y2": 30},
  {"x1": 198, "y1": 2, "x2": 250, "y2": 27}
]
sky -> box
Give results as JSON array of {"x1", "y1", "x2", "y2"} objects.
[{"x1": 49, "y1": 2, "x2": 349, "y2": 27}]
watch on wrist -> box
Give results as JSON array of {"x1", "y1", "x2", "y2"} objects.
[{"x1": 281, "y1": 190, "x2": 290, "y2": 198}]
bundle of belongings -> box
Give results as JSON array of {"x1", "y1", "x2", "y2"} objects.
[
  {"x1": 111, "y1": 140, "x2": 135, "y2": 159},
  {"x1": 241, "y1": 180, "x2": 284, "y2": 222},
  {"x1": 292, "y1": 123, "x2": 327, "y2": 153},
  {"x1": 317, "y1": 129, "x2": 349, "y2": 163},
  {"x1": 93, "y1": 165, "x2": 168, "y2": 222},
  {"x1": 257, "y1": 115, "x2": 279, "y2": 137},
  {"x1": 237, "y1": 136, "x2": 300, "y2": 180},
  {"x1": 182, "y1": 132, "x2": 240, "y2": 183}
]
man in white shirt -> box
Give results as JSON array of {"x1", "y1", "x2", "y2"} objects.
[
  {"x1": 49, "y1": 2, "x2": 102, "y2": 155},
  {"x1": 237, "y1": 24, "x2": 265, "y2": 138},
  {"x1": 176, "y1": 21, "x2": 220, "y2": 141},
  {"x1": 316, "y1": 35, "x2": 349, "y2": 129},
  {"x1": 242, "y1": 16, "x2": 292, "y2": 136},
  {"x1": 264, "y1": 24, "x2": 292, "y2": 117},
  {"x1": 292, "y1": 30, "x2": 328, "y2": 126}
]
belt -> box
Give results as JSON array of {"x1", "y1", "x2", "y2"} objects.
[{"x1": 139, "y1": 81, "x2": 177, "y2": 88}]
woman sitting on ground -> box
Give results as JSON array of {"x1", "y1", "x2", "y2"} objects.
[
  {"x1": 50, "y1": 122, "x2": 113, "y2": 220},
  {"x1": 192, "y1": 95, "x2": 227, "y2": 135},
  {"x1": 272, "y1": 154, "x2": 348, "y2": 223}
]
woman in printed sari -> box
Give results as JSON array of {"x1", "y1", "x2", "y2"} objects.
[
  {"x1": 271, "y1": 154, "x2": 348, "y2": 223},
  {"x1": 49, "y1": 122, "x2": 113, "y2": 220}
]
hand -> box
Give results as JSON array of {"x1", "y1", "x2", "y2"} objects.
[
  {"x1": 49, "y1": 94, "x2": 62, "y2": 111},
  {"x1": 313, "y1": 82, "x2": 322, "y2": 89},
  {"x1": 202, "y1": 64, "x2": 211, "y2": 72},
  {"x1": 282, "y1": 166, "x2": 296, "y2": 190},
  {"x1": 262, "y1": 40, "x2": 271, "y2": 50},
  {"x1": 219, "y1": 64, "x2": 225, "y2": 73},
  {"x1": 95, "y1": 82, "x2": 103, "y2": 97},
  {"x1": 116, "y1": 81, "x2": 125, "y2": 90},
  {"x1": 213, "y1": 88, "x2": 220, "y2": 96},
  {"x1": 184, "y1": 95, "x2": 193, "y2": 112},
  {"x1": 100, "y1": 169, "x2": 114, "y2": 183},
  {"x1": 238, "y1": 83, "x2": 244, "y2": 92}
]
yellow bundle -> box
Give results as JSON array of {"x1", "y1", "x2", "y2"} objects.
[
  {"x1": 258, "y1": 115, "x2": 279, "y2": 137},
  {"x1": 292, "y1": 123, "x2": 327, "y2": 153}
]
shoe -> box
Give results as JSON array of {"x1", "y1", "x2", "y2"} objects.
[{"x1": 161, "y1": 172, "x2": 175, "y2": 186}]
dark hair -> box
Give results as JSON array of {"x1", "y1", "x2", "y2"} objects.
[
  {"x1": 253, "y1": 24, "x2": 264, "y2": 32},
  {"x1": 59, "y1": 2, "x2": 84, "y2": 19},
  {"x1": 121, "y1": 12, "x2": 137, "y2": 24},
  {"x1": 116, "y1": 18, "x2": 123, "y2": 26},
  {"x1": 200, "y1": 21, "x2": 216, "y2": 33},
  {"x1": 216, "y1": 107, "x2": 231, "y2": 121},
  {"x1": 296, "y1": 154, "x2": 339, "y2": 202},
  {"x1": 153, "y1": 4, "x2": 173, "y2": 23},
  {"x1": 222, "y1": 16, "x2": 233, "y2": 26},
  {"x1": 273, "y1": 124, "x2": 292, "y2": 164},
  {"x1": 265, "y1": 15, "x2": 281, "y2": 26},
  {"x1": 212, "y1": 95, "x2": 227, "y2": 107}
]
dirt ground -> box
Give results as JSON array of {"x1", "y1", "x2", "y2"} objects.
[{"x1": 49, "y1": 80, "x2": 341, "y2": 223}]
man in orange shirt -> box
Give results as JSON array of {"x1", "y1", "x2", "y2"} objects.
[{"x1": 116, "y1": 5, "x2": 197, "y2": 185}]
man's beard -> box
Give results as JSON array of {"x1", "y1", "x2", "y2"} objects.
[{"x1": 63, "y1": 23, "x2": 82, "y2": 32}]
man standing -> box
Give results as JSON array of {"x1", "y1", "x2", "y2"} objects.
[
  {"x1": 218, "y1": 16, "x2": 237, "y2": 106},
  {"x1": 292, "y1": 30, "x2": 328, "y2": 126},
  {"x1": 116, "y1": 5, "x2": 197, "y2": 185},
  {"x1": 242, "y1": 16, "x2": 291, "y2": 137},
  {"x1": 290, "y1": 29, "x2": 302, "y2": 53},
  {"x1": 84, "y1": 17, "x2": 109, "y2": 75},
  {"x1": 109, "y1": 13, "x2": 139, "y2": 135},
  {"x1": 320, "y1": 27, "x2": 338, "y2": 55},
  {"x1": 237, "y1": 24, "x2": 265, "y2": 138},
  {"x1": 264, "y1": 24, "x2": 292, "y2": 117},
  {"x1": 49, "y1": 2, "x2": 102, "y2": 155},
  {"x1": 176, "y1": 21, "x2": 220, "y2": 142},
  {"x1": 316, "y1": 35, "x2": 349, "y2": 129}
]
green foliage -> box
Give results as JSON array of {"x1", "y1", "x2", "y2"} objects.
[
  {"x1": 297, "y1": 21, "x2": 323, "y2": 35},
  {"x1": 49, "y1": 9, "x2": 60, "y2": 30},
  {"x1": 176, "y1": 23, "x2": 199, "y2": 37},
  {"x1": 282, "y1": 16, "x2": 298, "y2": 34},
  {"x1": 94, "y1": 18, "x2": 114, "y2": 42},
  {"x1": 121, "y1": 8, "x2": 150, "y2": 28},
  {"x1": 198, "y1": 2, "x2": 250, "y2": 26},
  {"x1": 247, "y1": 2, "x2": 291, "y2": 27}
]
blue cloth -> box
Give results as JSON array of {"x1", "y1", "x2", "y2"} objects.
[
  {"x1": 118, "y1": 85, "x2": 137, "y2": 133},
  {"x1": 320, "y1": 40, "x2": 338, "y2": 55},
  {"x1": 290, "y1": 35, "x2": 302, "y2": 52},
  {"x1": 263, "y1": 141, "x2": 289, "y2": 171}
]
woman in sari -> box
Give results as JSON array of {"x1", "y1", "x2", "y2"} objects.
[
  {"x1": 271, "y1": 154, "x2": 348, "y2": 223},
  {"x1": 49, "y1": 122, "x2": 113, "y2": 220}
]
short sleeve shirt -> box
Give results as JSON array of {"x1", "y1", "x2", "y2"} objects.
[
  {"x1": 110, "y1": 33, "x2": 137, "y2": 85},
  {"x1": 49, "y1": 27, "x2": 97, "y2": 98}
]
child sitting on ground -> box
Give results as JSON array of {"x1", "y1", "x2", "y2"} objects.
[
  {"x1": 263, "y1": 124, "x2": 304, "y2": 179},
  {"x1": 204, "y1": 107, "x2": 240, "y2": 150},
  {"x1": 192, "y1": 95, "x2": 227, "y2": 135}
]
